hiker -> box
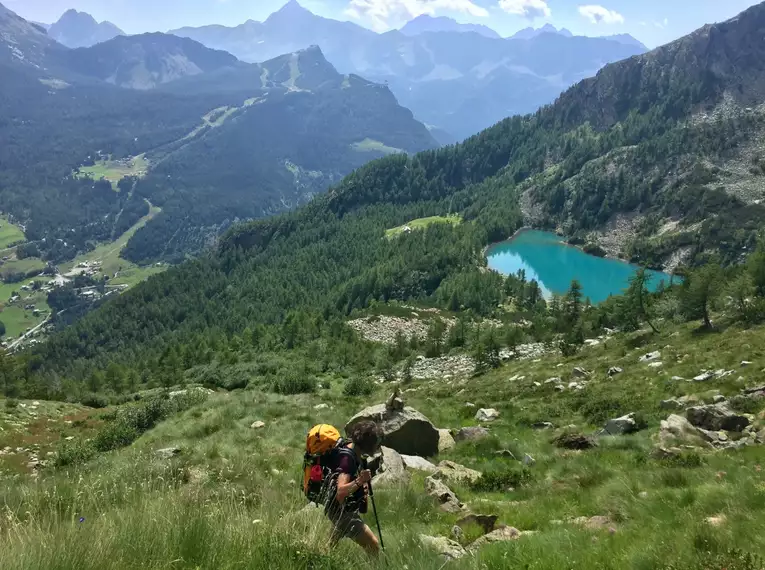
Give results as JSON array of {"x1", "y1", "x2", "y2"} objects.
[{"x1": 325, "y1": 420, "x2": 382, "y2": 555}]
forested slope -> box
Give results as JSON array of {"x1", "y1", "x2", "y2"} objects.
[{"x1": 8, "y1": 2, "x2": 765, "y2": 397}]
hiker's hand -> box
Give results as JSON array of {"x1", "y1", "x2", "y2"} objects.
[{"x1": 358, "y1": 470, "x2": 372, "y2": 485}]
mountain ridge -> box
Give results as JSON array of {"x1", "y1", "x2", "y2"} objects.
[
  {"x1": 169, "y1": 3, "x2": 646, "y2": 139},
  {"x1": 48, "y1": 8, "x2": 124, "y2": 48},
  {"x1": 400, "y1": 14, "x2": 500, "y2": 39}
]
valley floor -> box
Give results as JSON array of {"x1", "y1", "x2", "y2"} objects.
[{"x1": 2, "y1": 319, "x2": 765, "y2": 569}]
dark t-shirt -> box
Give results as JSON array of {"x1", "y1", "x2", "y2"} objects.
[{"x1": 334, "y1": 448, "x2": 366, "y2": 509}]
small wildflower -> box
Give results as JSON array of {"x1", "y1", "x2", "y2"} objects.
[
  {"x1": 756, "y1": 465, "x2": 762, "y2": 472},
  {"x1": 79, "y1": 517, "x2": 85, "y2": 523}
]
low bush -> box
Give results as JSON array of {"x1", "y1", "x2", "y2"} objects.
[
  {"x1": 470, "y1": 467, "x2": 533, "y2": 492},
  {"x1": 343, "y1": 377, "x2": 374, "y2": 397}
]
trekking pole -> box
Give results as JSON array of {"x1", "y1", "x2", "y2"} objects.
[{"x1": 363, "y1": 458, "x2": 385, "y2": 550}]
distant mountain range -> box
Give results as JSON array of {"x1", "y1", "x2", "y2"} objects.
[
  {"x1": 47, "y1": 9, "x2": 123, "y2": 48},
  {"x1": 0, "y1": 2, "x2": 435, "y2": 264},
  {"x1": 510, "y1": 24, "x2": 573, "y2": 40},
  {"x1": 400, "y1": 14, "x2": 500, "y2": 39},
  {"x1": 169, "y1": 0, "x2": 647, "y2": 140}
]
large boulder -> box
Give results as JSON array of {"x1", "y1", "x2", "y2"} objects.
[
  {"x1": 419, "y1": 534, "x2": 466, "y2": 561},
  {"x1": 657, "y1": 414, "x2": 711, "y2": 449},
  {"x1": 437, "y1": 429, "x2": 456, "y2": 452},
  {"x1": 686, "y1": 404, "x2": 750, "y2": 432},
  {"x1": 401, "y1": 454, "x2": 437, "y2": 473},
  {"x1": 371, "y1": 446, "x2": 410, "y2": 487},
  {"x1": 432, "y1": 460, "x2": 482, "y2": 484},
  {"x1": 602, "y1": 413, "x2": 639, "y2": 436},
  {"x1": 346, "y1": 403, "x2": 439, "y2": 457},
  {"x1": 475, "y1": 408, "x2": 500, "y2": 422},
  {"x1": 425, "y1": 476, "x2": 465, "y2": 513},
  {"x1": 455, "y1": 426, "x2": 490, "y2": 442}
]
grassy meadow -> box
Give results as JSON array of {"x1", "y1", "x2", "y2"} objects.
[
  {"x1": 1, "y1": 317, "x2": 765, "y2": 569},
  {"x1": 76, "y1": 155, "x2": 148, "y2": 190},
  {"x1": 385, "y1": 215, "x2": 463, "y2": 238},
  {"x1": 0, "y1": 216, "x2": 26, "y2": 250}
]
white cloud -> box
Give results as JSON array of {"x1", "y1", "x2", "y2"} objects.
[
  {"x1": 578, "y1": 5, "x2": 625, "y2": 25},
  {"x1": 345, "y1": 0, "x2": 489, "y2": 31},
  {"x1": 498, "y1": 0, "x2": 551, "y2": 19},
  {"x1": 653, "y1": 17, "x2": 669, "y2": 28}
]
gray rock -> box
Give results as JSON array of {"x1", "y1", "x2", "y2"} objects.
[
  {"x1": 522, "y1": 454, "x2": 536, "y2": 466},
  {"x1": 713, "y1": 395, "x2": 727, "y2": 404},
  {"x1": 250, "y1": 421, "x2": 266, "y2": 429},
  {"x1": 437, "y1": 429, "x2": 456, "y2": 452},
  {"x1": 432, "y1": 460, "x2": 482, "y2": 484},
  {"x1": 455, "y1": 426, "x2": 490, "y2": 442},
  {"x1": 467, "y1": 526, "x2": 522, "y2": 550},
  {"x1": 155, "y1": 447, "x2": 181, "y2": 460},
  {"x1": 419, "y1": 534, "x2": 466, "y2": 560},
  {"x1": 648, "y1": 362, "x2": 663, "y2": 369},
  {"x1": 313, "y1": 403, "x2": 329, "y2": 410},
  {"x1": 741, "y1": 361, "x2": 753, "y2": 367},
  {"x1": 572, "y1": 367, "x2": 591, "y2": 378},
  {"x1": 401, "y1": 454, "x2": 437, "y2": 473},
  {"x1": 456, "y1": 514, "x2": 499, "y2": 535},
  {"x1": 544, "y1": 377, "x2": 562, "y2": 384},
  {"x1": 451, "y1": 525, "x2": 464, "y2": 540},
  {"x1": 660, "y1": 399, "x2": 684, "y2": 411},
  {"x1": 607, "y1": 367, "x2": 623, "y2": 376},
  {"x1": 639, "y1": 351, "x2": 661, "y2": 363},
  {"x1": 572, "y1": 515, "x2": 615, "y2": 531},
  {"x1": 657, "y1": 414, "x2": 711, "y2": 449},
  {"x1": 475, "y1": 408, "x2": 500, "y2": 422},
  {"x1": 686, "y1": 404, "x2": 750, "y2": 432},
  {"x1": 532, "y1": 422, "x2": 554, "y2": 430},
  {"x1": 346, "y1": 403, "x2": 439, "y2": 457},
  {"x1": 602, "y1": 413, "x2": 639, "y2": 436},
  {"x1": 372, "y1": 446, "x2": 410, "y2": 486},
  {"x1": 425, "y1": 476, "x2": 465, "y2": 513}
]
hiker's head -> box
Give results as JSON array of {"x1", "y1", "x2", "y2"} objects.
[{"x1": 349, "y1": 420, "x2": 382, "y2": 456}]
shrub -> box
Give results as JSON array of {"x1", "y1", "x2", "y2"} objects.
[
  {"x1": 272, "y1": 372, "x2": 316, "y2": 395},
  {"x1": 81, "y1": 393, "x2": 109, "y2": 409},
  {"x1": 343, "y1": 377, "x2": 375, "y2": 397},
  {"x1": 4, "y1": 398, "x2": 18, "y2": 410},
  {"x1": 55, "y1": 440, "x2": 96, "y2": 467},
  {"x1": 470, "y1": 467, "x2": 533, "y2": 492}
]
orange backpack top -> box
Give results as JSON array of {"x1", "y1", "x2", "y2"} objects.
[{"x1": 302, "y1": 424, "x2": 352, "y2": 503}]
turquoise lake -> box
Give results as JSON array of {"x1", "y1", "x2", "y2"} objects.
[{"x1": 486, "y1": 230, "x2": 675, "y2": 304}]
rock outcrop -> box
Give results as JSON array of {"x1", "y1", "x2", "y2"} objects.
[
  {"x1": 346, "y1": 396, "x2": 439, "y2": 457},
  {"x1": 425, "y1": 476, "x2": 465, "y2": 513},
  {"x1": 602, "y1": 413, "x2": 639, "y2": 435},
  {"x1": 372, "y1": 446, "x2": 410, "y2": 486},
  {"x1": 419, "y1": 534, "x2": 466, "y2": 560},
  {"x1": 686, "y1": 404, "x2": 750, "y2": 432},
  {"x1": 438, "y1": 429, "x2": 456, "y2": 452},
  {"x1": 455, "y1": 426, "x2": 490, "y2": 442},
  {"x1": 432, "y1": 460, "x2": 482, "y2": 484}
]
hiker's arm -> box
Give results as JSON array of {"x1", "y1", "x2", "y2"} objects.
[{"x1": 335, "y1": 470, "x2": 371, "y2": 503}]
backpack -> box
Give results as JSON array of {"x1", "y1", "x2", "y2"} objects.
[{"x1": 302, "y1": 424, "x2": 356, "y2": 504}]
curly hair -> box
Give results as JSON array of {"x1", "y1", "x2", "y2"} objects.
[{"x1": 349, "y1": 420, "x2": 382, "y2": 455}]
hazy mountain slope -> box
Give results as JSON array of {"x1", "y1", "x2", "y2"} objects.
[
  {"x1": 48, "y1": 9, "x2": 123, "y2": 48},
  {"x1": 0, "y1": 3, "x2": 434, "y2": 265},
  {"x1": 601, "y1": 33, "x2": 648, "y2": 50},
  {"x1": 62, "y1": 33, "x2": 240, "y2": 89},
  {"x1": 122, "y1": 46, "x2": 437, "y2": 263},
  {"x1": 169, "y1": 1, "x2": 646, "y2": 140},
  {"x1": 400, "y1": 15, "x2": 500, "y2": 39},
  {"x1": 31, "y1": 0, "x2": 765, "y2": 382},
  {"x1": 510, "y1": 24, "x2": 572, "y2": 40}
]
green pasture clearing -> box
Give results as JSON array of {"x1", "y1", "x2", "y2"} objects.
[
  {"x1": 351, "y1": 138, "x2": 404, "y2": 155},
  {"x1": 76, "y1": 154, "x2": 148, "y2": 190},
  {"x1": 385, "y1": 214, "x2": 463, "y2": 238},
  {"x1": 0, "y1": 300, "x2": 49, "y2": 339},
  {"x1": 60, "y1": 203, "x2": 163, "y2": 287},
  {"x1": 0, "y1": 217, "x2": 26, "y2": 249},
  {"x1": 0, "y1": 257, "x2": 45, "y2": 279}
]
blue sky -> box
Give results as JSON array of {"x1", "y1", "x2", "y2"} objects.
[{"x1": 6, "y1": 0, "x2": 761, "y2": 47}]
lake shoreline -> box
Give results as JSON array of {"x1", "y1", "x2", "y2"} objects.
[{"x1": 485, "y1": 229, "x2": 676, "y2": 304}]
